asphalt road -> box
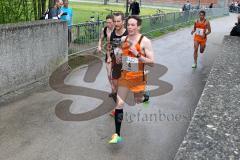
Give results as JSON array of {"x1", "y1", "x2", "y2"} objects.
[{"x1": 0, "y1": 14, "x2": 237, "y2": 160}]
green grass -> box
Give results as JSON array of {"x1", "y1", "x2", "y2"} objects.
[{"x1": 69, "y1": 2, "x2": 178, "y2": 24}]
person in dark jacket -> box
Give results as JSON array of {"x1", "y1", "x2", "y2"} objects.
[
  {"x1": 230, "y1": 15, "x2": 240, "y2": 37},
  {"x1": 129, "y1": 0, "x2": 140, "y2": 15},
  {"x1": 209, "y1": 3, "x2": 213, "y2": 8}
]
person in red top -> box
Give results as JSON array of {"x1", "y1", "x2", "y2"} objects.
[
  {"x1": 108, "y1": 15, "x2": 154, "y2": 144},
  {"x1": 191, "y1": 10, "x2": 211, "y2": 68}
]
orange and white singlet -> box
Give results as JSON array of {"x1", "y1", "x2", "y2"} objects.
[
  {"x1": 118, "y1": 35, "x2": 146, "y2": 93},
  {"x1": 194, "y1": 19, "x2": 207, "y2": 45}
]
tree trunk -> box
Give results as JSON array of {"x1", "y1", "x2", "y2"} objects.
[
  {"x1": 42, "y1": 0, "x2": 46, "y2": 13},
  {"x1": 32, "y1": 0, "x2": 38, "y2": 20},
  {"x1": 104, "y1": 0, "x2": 108, "y2": 5},
  {"x1": 38, "y1": 0, "x2": 42, "y2": 19},
  {"x1": 0, "y1": 0, "x2": 5, "y2": 23},
  {"x1": 49, "y1": 0, "x2": 55, "y2": 8}
]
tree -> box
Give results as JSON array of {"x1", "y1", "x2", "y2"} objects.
[{"x1": 0, "y1": 0, "x2": 54, "y2": 24}]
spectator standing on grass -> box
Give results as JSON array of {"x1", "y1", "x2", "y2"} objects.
[
  {"x1": 60, "y1": 0, "x2": 73, "y2": 46},
  {"x1": 182, "y1": 0, "x2": 192, "y2": 21},
  {"x1": 47, "y1": 0, "x2": 62, "y2": 19},
  {"x1": 229, "y1": 1, "x2": 235, "y2": 12},
  {"x1": 209, "y1": 3, "x2": 213, "y2": 8},
  {"x1": 235, "y1": 1, "x2": 238, "y2": 7},
  {"x1": 129, "y1": 0, "x2": 140, "y2": 15},
  {"x1": 182, "y1": 0, "x2": 192, "y2": 11}
]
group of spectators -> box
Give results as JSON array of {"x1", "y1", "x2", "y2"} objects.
[
  {"x1": 229, "y1": 1, "x2": 240, "y2": 13},
  {"x1": 182, "y1": 0, "x2": 214, "y2": 11},
  {"x1": 41, "y1": 0, "x2": 141, "y2": 45},
  {"x1": 41, "y1": 0, "x2": 73, "y2": 45}
]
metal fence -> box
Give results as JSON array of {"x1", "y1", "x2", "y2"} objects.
[
  {"x1": 69, "y1": 8, "x2": 229, "y2": 55},
  {"x1": 141, "y1": 7, "x2": 229, "y2": 34}
]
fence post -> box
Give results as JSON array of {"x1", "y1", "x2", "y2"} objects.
[
  {"x1": 77, "y1": 25, "x2": 80, "y2": 39},
  {"x1": 173, "y1": 12, "x2": 176, "y2": 27}
]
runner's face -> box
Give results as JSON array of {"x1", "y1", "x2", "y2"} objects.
[
  {"x1": 127, "y1": 18, "x2": 139, "y2": 36},
  {"x1": 106, "y1": 18, "x2": 114, "y2": 29},
  {"x1": 199, "y1": 13, "x2": 205, "y2": 20},
  {"x1": 114, "y1": 15, "x2": 124, "y2": 31}
]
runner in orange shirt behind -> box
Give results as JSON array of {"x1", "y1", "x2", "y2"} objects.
[{"x1": 191, "y1": 10, "x2": 211, "y2": 68}]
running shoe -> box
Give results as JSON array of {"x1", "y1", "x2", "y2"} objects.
[
  {"x1": 108, "y1": 133, "x2": 123, "y2": 144},
  {"x1": 108, "y1": 93, "x2": 114, "y2": 97},
  {"x1": 192, "y1": 63, "x2": 197, "y2": 68},
  {"x1": 143, "y1": 93, "x2": 149, "y2": 103}
]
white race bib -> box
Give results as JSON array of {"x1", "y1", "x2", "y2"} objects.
[
  {"x1": 122, "y1": 56, "x2": 139, "y2": 72},
  {"x1": 196, "y1": 28, "x2": 204, "y2": 36}
]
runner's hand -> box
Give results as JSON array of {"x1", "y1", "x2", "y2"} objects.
[
  {"x1": 97, "y1": 46, "x2": 102, "y2": 53},
  {"x1": 200, "y1": 33, "x2": 206, "y2": 39},
  {"x1": 191, "y1": 30, "x2": 195, "y2": 35},
  {"x1": 129, "y1": 47, "x2": 139, "y2": 57}
]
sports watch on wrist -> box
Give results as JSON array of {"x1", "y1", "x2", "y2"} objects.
[{"x1": 136, "y1": 53, "x2": 141, "y2": 58}]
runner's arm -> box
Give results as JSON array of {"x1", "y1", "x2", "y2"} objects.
[
  {"x1": 120, "y1": 36, "x2": 128, "y2": 48},
  {"x1": 205, "y1": 21, "x2": 211, "y2": 36},
  {"x1": 98, "y1": 28, "x2": 104, "y2": 52},
  {"x1": 121, "y1": 36, "x2": 127, "y2": 42},
  {"x1": 106, "y1": 33, "x2": 114, "y2": 63},
  {"x1": 106, "y1": 38, "x2": 111, "y2": 61},
  {"x1": 114, "y1": 36, "x2": 127, "y2": 64},
  {"x1": 191, "y1": 21, "x2": 197, "y2": 34},
  {"x1": 138, "y1": 38, "x2": 154, "y2": 67}
]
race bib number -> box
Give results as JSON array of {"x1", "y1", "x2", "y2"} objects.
[
  {"x1": 122, "y1": 56, "x2": 139, "y2": 72},
  {"x1": 196, "y1": 28, "x2": 204, "y2": 36}
]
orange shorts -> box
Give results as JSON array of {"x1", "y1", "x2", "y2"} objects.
[
  {"x1": 118, "y1": 75, "x2": 146, "y2": 93},
  {"x1": 194, "y1": 36, "x2": 207, "y2": 46}
]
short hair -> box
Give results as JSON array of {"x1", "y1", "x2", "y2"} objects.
[
  {"x1": 199, "y1": 10, "x2": 206, "y2": 16},
  {"x1": 127, "y1": 15, "x2": 142, "y2": 26},
  {"x1": 113, "y1": 11, "x2": 125, "y2": 21},
  {"x1": 106, "y1": 14, "x2": 114, "y2": 20}
]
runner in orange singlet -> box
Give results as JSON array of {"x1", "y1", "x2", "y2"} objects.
[
  {"x1": 191, "y1": 10, "x2": 211, "y2": 68},
  {"x1": 109, "y1": 15, "x2": 154, "y2": 144}
]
